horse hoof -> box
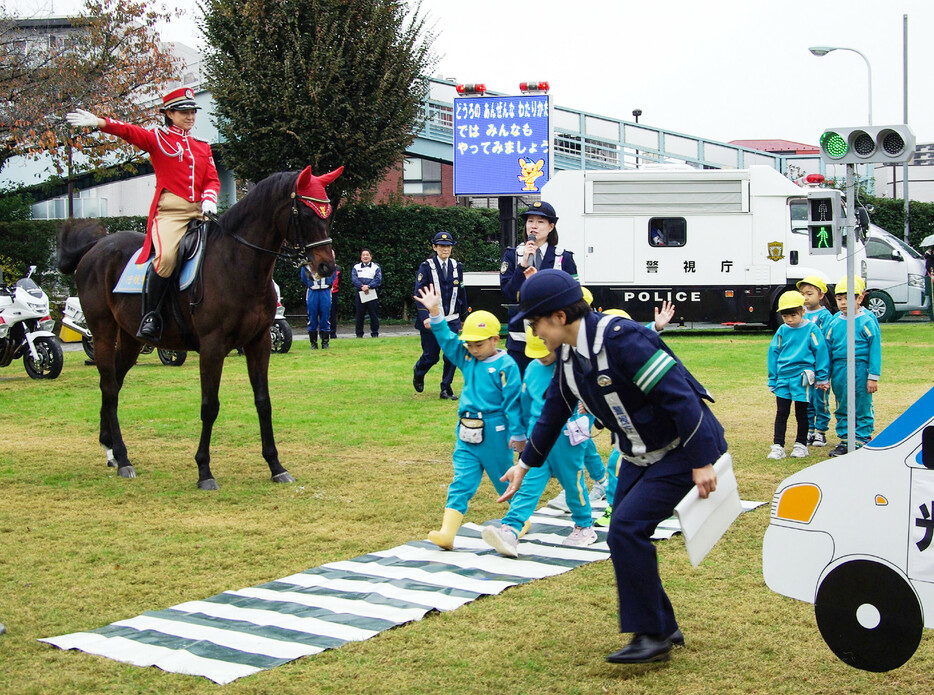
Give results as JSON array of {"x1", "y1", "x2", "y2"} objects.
[
  {"x1": 272, "y1": 472, "x2": 295, "y2": 484},
  {"x1": 198, "y1": 478, "x2": 219, "y2": 490},
  {"x1": 117, "y1": 465, "x2": 136, "y2": 479}
]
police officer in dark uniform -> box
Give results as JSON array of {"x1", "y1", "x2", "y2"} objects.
[
  {"x1": 499, "y1": 269, "x2": 726, "y2": 666},
  {"x1": 413, "y1": 231, "x2": 466, "y2": 399},
  {"x1": 500, "y1": 201, "x2": 577, "y2": 374}
]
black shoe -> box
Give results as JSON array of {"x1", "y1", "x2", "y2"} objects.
[
  {"x1": 670, "y1": 628, "x2": 684, "y2": 647},
  {"x1": 413, "y1": 371, "x2": 424, "y2": 393},
  {"x1": 137, "y1": 313, "x2": 162, "y2": 341},
  {"x1": 308, "y1": 331, "x2": 318, "y2": 349},
  {"x1": 606, "y1": 633, "x2": 672, "y2": 664},
  {"x1": 828, "y1": 442, "x2": 848, "y2": 457},
  {"x1": 439, "y1": 387, "x2": 458, "y2": 400},
  {"x1": 320, "y1": 338, "x2": 329, "y2": 350},
  {"x1": 136, "y1": 266, "x2": 170, "y2": 341}
]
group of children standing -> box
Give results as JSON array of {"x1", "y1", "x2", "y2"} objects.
[{"x1": 767, "y1": 274, "x2": 882, "y2": 460}]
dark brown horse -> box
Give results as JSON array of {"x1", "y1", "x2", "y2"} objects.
[{"x1": 57, "y1": 166, "x2": 341, "y2": 489}]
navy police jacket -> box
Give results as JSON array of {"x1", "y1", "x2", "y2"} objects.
[
  {"x1": 414, "y1": 256, "x2": 466, "y2": 329},
  {"x1": 500, "y1": 244, "x2": 577, "y2": 352},
  {"x1": 520, "y1": 312, "x2": 726, "y2": 472}
]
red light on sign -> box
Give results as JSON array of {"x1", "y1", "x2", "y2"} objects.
[
  {"x1": 456, "y1": 83, "x2": 486, "y2": 95},
  {"x1": 805, "y1": 174, "x2": 826, "y2": 184},
  {"x1": 519, "y1": 81, "x2": 549, "y2": 93}
]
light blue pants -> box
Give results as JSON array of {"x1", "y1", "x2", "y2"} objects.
[
  {"x1": 808, "y1": 384, "x2": 831, "y2": 433},
  {"x1": 831, "y1": 359, "x2": 874, "y2": 443},
  {"x1": 502, "y1": 432, "x2": 592, "y2": 530},
  {"x1": 582, "y1": 438, "x2": 606, "y2": 484},
  {"x1": 445, "y1": 412, "x2": 513, "y2": 514},
  {"x1": 606, "y1": 449, "x2": 621, "y2": 506}
]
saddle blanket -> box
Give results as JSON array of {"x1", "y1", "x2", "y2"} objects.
[
  {"x1": 113, "y1": 247, "x2": 202, "y2": 294},
  {"x1": 40, "y1": 499, "x2": 763, "y2": 684}
]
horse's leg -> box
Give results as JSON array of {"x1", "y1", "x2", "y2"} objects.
[
  {"x1": 193, "y1": 342, "x2": 224, "y2": 490},
  {"x1": 93, "y1": 323, "x2": 142, "y2": 478},
  {"x1": 244, "y1": 334, "x2": 293, "y2": 483}
]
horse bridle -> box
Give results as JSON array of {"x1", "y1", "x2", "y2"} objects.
[{"x1": 222, "y1": 187, "x2": 333, "y2": 268}]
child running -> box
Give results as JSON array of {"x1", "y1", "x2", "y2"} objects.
[
  {"x1": 796, "y1": 275, "x2": 835, "y2": 447},
  {"x1": 766, "y1": 291, "x2": 831, "y2": 460},
  {"x1": 483, "y1": 327, "x2": 597, "y2": 557},
  {"x1": 414, "y1": 285, "x2": 526, "y2": 550}
]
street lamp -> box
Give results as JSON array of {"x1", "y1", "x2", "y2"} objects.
[
  {"x1": 632, "y1": 109, "x2": 642, "y2": 168},
  {"x1": 808, "y1": 46, "x2": 872, "y2": 125}
]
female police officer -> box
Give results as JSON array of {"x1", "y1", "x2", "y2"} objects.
[
  {"x1": 498, "y1": 269, "x2": 725, "y2": 665},
  {"x1": 66, "y1": 87, "x2": 220, "y2": 341},
  {"x1": 499, "y1": 201, "x2": 577, "y2": 373}
]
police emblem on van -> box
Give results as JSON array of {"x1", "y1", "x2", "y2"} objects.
[{"x1": 767, "y1": 242, "x2": 785, "y2": 262}]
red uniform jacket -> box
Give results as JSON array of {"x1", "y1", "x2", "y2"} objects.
[{"x1": 101, "y1": 119, "x2": 221, "y2": 263}]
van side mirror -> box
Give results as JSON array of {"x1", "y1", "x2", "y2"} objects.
[
  {"x1": 856, "y1": 208, "x2": 871, "y2": 243},
  {"x1": 923, "y1": 426, "x2": 934, "y2": 470}
]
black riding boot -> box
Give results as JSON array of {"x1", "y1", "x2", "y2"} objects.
[
  {"x1": 308, "y1": 331, "x2": 318, "y2": 349},
  {"x1": 137, "y1": 266, "x2": 170, "y2": 341},
  {"x1": 320, "y1": 334, "x2": 329, "y2": 350}
]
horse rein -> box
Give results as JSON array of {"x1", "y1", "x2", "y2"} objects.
[{"x1": 212, "y1": 188, "x2": 333, "y2": 268}]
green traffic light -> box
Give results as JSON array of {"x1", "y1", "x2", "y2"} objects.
[{"x1": 820, "y1": 131, "x2": 848, "y2": 159}]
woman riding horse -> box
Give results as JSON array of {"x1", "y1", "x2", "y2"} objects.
[
  {"x1": 57, "y1": 165, "x2": 342, "y2": 489},
  {"x1": 66, "y1": 87, "x2": 220, "y2": 341}
]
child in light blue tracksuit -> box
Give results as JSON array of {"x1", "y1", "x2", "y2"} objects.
[
  {"x1": 767, "y1": 291, "x2": 831, "y2": 460},
  {"x1": 796, "y1": 275, "x2": 835, "y2": 447},
  {"x1": 482, "y1": 328, "x2": 598, "y2": 557},
  {"x1": 824, "y1": 276, "x2": 882, "y2": 457},
  {"x1": 414, "y1": 285, "x2": 526, "y2": 550}
]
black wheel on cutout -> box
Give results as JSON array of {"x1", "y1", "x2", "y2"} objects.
[{"x1": 814, "y1": 559, "x2": 922, "y2": 672}]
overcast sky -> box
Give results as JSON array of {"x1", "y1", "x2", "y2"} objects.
[{"x1": 12, "y1": 0, "x2": 934, "y2": 146}]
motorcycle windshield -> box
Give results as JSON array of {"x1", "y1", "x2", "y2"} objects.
[{"x1": 15, "y1": 278, "x2": 43, "y2": 298}]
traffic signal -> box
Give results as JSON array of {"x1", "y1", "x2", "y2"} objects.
[
  {"x1": 819, "y1": 125, "x2": 916, "y2": 164},
  {"x1": 807, "y1": 189, "x2": 841, "y2": 256}
]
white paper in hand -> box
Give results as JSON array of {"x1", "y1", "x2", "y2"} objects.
[{"x1": 674, "y1": 453, "x2": 742, "y2": 567}]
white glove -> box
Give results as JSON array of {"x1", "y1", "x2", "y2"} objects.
[
  {"x1": 65, "y1": 108, "x2": 100, "y2": 128},
  {"x1": 201, "y1": 200, "x2": 217, "y2": 216}
]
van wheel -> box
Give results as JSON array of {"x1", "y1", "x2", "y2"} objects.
[
  {"x1": 814, "y1": 559, "x2": 922, "y2": 672},
  {"x1": 864, "y1": 291, "x2": 894, "y2": 322}
]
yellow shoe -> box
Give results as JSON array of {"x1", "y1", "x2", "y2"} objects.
[{"x1": 427, "y1": 508, "x2": 464, "y2": 550}]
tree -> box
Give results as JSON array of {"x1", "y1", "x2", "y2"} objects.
[
  {"x1": 0, "y1": 0, "x2": 179, "y2": 175},
  {"x1": 202, "y1": 0, "x2": 436, "y2": 204}
]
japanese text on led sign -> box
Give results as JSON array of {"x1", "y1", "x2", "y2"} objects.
[{"x1": 453, "y1": 94, "x2": 552, "y2": 196}]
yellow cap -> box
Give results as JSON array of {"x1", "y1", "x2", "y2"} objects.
[
  {"x1": 604, "y1": 308, "x2": 632, "y2": 319},
  {"x1": 524, "y1": 326, "x2": 550, "y2": 358},
  {"x1": 460, "y1": 310, "x2": 501, "y2": 341},
  {"x1": 834, "y1": 275, "x2": 866, "y2": 296},
  {"x1": 796, "y1": 275, "x2": 828, "y2": 294},
  {"x1": 580, "y1": 286, "x2": 594, "y2": 306},
  {"x1": 777, "y1": 290, "x2": 806, "y2": 312}
]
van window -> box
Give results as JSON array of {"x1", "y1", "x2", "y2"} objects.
[
  {"x1": 649, "y1": 218, "x2": 686, "y2": 247},
  {"x1": 790, "y1": 198, "x2": 808, "y2": 234},
  {"x1": 866, "y1": 238, "x2": 896, "y2": 260}
]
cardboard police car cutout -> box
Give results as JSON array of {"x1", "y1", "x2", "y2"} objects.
[{"x1": 763, "y1": 386, "x2": 934, "y2": 672}]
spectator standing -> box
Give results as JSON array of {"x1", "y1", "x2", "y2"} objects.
[{"x1": 352, "y1": 249, "x2": 381, "y2": 338}]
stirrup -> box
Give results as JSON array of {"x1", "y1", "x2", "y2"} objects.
[{"x1": 137, "y1": 312, "x2": 163, "y2": 341}]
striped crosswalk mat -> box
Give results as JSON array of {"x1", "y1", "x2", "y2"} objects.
[{"x1": 40, "y1": 500, "x2": 762, "y2": 684}]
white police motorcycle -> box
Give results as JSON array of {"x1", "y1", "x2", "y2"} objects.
[
  {"x1": 62, "y1": 296, "x2": 187, "y2": 366},
  {"x1": 0, "y1": 265, "x2": 64, "y2": 379}
]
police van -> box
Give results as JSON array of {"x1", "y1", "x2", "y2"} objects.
[
  {"x1": 465, "y1": 166, "x2": 862, "y2": 327},
  {"x1": 861, "y1": 226, "x2": 929, "y2": 322}
]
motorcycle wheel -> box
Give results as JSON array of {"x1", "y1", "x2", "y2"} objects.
[
  {"x1": 82, "y1": 335, "x2": 95, "y2": 361},
  {"x1": 157, "y1": 349, "x2": 187, "y2": 366},
  {"x1": 271, "y1": 319, "x2": 293, "y2": 353},
  {"x1": 24, "y1": 336, "x2": 64, "y2": 379}
]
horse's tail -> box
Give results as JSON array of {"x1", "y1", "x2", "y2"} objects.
[{"x1": 57, "y1": 219, "x2": 107, "y2": 275}]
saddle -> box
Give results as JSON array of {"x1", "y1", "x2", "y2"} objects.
[{"x1": 113, "y1": 221, "x2": 206, "y2": 294}]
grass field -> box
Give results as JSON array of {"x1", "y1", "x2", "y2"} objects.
[{"x1": 1, "y1": 323, "x2": 933, "y2": 694}]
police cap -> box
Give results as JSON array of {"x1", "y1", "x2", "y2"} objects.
[
  {"x1": 513, "y1": 269, "x2": 583, "y2": 323},
  {"x1": 519, "y1": 201, "x2": 558, "y2": 222},
  {"x1": 431, "y1": 231, "x2": 456, "y2": 246}
]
